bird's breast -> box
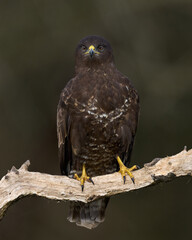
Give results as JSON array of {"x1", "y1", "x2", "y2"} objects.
[
  {"x1": 74, "y1": 95, "x2": 129, "y2": 152},
  {"x1": 67, "y1": 90, "x2": 132, "y2": 176}
]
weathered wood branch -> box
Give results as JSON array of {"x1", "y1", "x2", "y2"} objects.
[{"x1": 0, "y1": 148, "x2": 192, "y2": 220}]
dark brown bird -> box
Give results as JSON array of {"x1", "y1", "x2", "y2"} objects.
[{"x1": 57, "y1": 35, "x2": 139, "y2": 229}]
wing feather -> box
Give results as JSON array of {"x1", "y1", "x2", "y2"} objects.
[
  {"x1": 57, "y1": 100, "x2": 72, "y2": 175},
  {"x1": 118, "y1": 85, "x2": 139, "y2": 167}
]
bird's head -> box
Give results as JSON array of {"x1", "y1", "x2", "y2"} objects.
[{"x1": 75, "y1": 35, "x2": 114, "y2": 71}]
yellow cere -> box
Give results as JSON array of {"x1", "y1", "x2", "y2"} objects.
[
  {"x1": 88, "y1": 45, "x2": 95, "y2": 51},
  {"x1": 85, "y1": 45, "x2": 100, "y2": 54}
]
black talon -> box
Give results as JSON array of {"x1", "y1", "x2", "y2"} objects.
[
  {"x1": 89, "y1": 178, "x2": 94, "y2": 185},
  {"x1": 131, "y1": 177, "x2": 135, "y2": 184},
  {"x1": 123, "y1": 175, "x2": 126, "y2": 184},
  {"x1": 81, "y1": 185, "x2": 84, "y2": 192},
  {"x1": 136, "y1": 165, "x2": 140, "y2": 169}
]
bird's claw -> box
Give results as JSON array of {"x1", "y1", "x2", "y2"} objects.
[
  {"x1": 116, "y1": 156, "x2": 139, "y2": 184},
  {"x1": 74, "y1": 163, "x2": 94, "y2": 191}
]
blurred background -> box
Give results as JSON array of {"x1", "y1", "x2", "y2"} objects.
[{"x1": 0, "y1": 0, "x2": 192, "y2": 239}]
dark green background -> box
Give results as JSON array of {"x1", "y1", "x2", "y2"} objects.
[{"x1": 0, "y1": 1, "x2": 192, "y2": 239}]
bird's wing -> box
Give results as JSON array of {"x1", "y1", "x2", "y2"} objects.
[
  {"x1": 118, "y1": 83, "x2": 139, "y2": 167},
  {"x1": 119, "y1": 117, "x2": 137, "y2": 167},
  {"x1": 57, "y1": 97, "x2": 72, "y2": 176}
]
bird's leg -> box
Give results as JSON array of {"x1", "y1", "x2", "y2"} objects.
[
  {"x1": 116, "y1": 156, "x2": 139, "y2": 184},
  {"x1": 74, "y1": 163, "x2": 94, "y2": 191}
]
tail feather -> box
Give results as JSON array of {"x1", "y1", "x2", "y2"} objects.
[{"x1": 67, "y1": 198, "x2": 109, "y2": 229}]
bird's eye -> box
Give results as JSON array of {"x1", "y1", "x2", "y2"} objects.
[
  {"x1": 80, "y1": 45, "x2": 87, "y2": 52},
  {"x1": 97, "y1": 45, "x2": 104, "y2": 52}
]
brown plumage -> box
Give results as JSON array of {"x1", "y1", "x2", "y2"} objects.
[{"x1": 57, "y1": 35, "x2": 139, "y2": 229}]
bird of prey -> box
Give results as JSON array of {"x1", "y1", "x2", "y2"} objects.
[{"x1": 57, "y1": 35, "x2": 139, "y2": 229}]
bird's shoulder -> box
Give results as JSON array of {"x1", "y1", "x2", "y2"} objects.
[{"x1": 115, "y1": 71, "x2": 139, "y2": 104}]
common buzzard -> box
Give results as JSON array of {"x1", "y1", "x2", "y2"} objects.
[{"x1": 57, "y1": 35, "x2": 139, "y2": 229}]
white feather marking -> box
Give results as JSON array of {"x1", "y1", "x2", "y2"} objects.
[
  {"x1": 99, "y1": 113, "x2": 108, "y2": 118},
  {"x1": 90, "y1": 106, "x2": 97, "y2": 110},
  {"x1": 76, "y1": 95, "x2": 130, "y2": 126},
  {"x1": 80, "y1": 155, "x2": 89, "y2": 159},
  {"x1": 87, "y1": 110, "x2": 95, "y2": 115},
  {"x1": 109, "y1": 111, "x2": 123, "y2": 122},
  {"x1": 89, "y1": 143, "x2": 97, "y2": 147}
]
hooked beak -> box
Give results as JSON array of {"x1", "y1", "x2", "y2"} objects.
[
  {"x1": 89, "y1": 48, "x2": 94, "y2": 58},
  {"x1": 85, "y1": 45, "x2": 100, "y2": 58}
]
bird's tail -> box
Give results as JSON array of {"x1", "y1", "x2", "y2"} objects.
[{"x1": 67, "y1": 197, "x2": 109, "y2": 229}]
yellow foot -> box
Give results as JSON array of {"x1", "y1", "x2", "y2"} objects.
[
  {"x1": 117, "y1": 156, "x2": 139, "y2": 184},
  {"x1": 74, "y1": 163, "x2": 94, "y2": 191}
]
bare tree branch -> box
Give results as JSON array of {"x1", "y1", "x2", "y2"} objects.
[{"x1": 0, "y1": 148, "x2": 191, "y2": 220}]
